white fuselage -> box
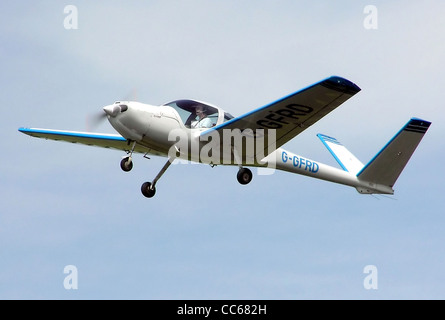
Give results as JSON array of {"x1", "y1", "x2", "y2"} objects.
[{"x1": 104, "y1": 101, "x2": 394, "y2": 195}]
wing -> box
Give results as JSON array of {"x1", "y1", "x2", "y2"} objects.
[
  {"x1": 18, "y1": 127, "x2": 155, "y2": 154},
  {"x1": 201, "y1": 76, "x2": 360, "y2": 159}
]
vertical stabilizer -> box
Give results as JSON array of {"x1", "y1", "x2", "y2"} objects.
[{"x1": 356, "y1": 118, "x2": 431, "y2": 188}]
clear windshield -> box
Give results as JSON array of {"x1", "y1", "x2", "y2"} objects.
[{"x1": 163, "y1": 100, "x2": 219, "y2": 128}]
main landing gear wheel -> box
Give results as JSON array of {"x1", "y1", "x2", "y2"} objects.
[
  {"x1": 141, "y1": 182, "x2": 156, "y2": 198},
  {"x1": 120, "y1": 157, "x2": 133, "y2": 172},
  {"x1": 237, "y1": 168, "x2": 253, "y2": 185},
  {"x1": 139, "y1": 157, "x2": 174, "y2": 199}
]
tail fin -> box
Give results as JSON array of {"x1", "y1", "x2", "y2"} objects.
[
  {"x1": 356, "y1": 118, "x2": 431, "y2": 188},
  {"x1": 317, "y1": 134, "x2": 364, "y2": 175}
]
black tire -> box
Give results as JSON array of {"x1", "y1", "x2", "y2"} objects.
[
  {"x1": 120, "y1": 157, "x2": 133, "y2": 172},
  {"x1": 141, "y1": 182, "x2": 156, "y2": 198},
  {"x1": 237, "y1": 168, "x2": 253, "y2": 185}
]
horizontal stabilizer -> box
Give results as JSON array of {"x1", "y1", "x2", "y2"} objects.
[
  {"x1": 357, "y1": 118, "x2": 431, "y2": 188},
  {"x1": 317, "y1": 134, "x2": 364, "y2": 175}
]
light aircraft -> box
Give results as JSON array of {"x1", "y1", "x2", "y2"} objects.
[{"x1": 19, "y1": 76, "x2": 431, "y2": 198}]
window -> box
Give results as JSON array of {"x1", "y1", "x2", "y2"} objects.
[
  {"x1": 224, "y1": 112, "x2": 234, "y2": 122},
  {"x1": 163, "y1": 100, "x2": 219, "y2": 128}
]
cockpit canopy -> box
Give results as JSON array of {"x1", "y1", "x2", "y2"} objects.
[{"x1": 163, "y1": 99, "x2": 234, "y2": 128}]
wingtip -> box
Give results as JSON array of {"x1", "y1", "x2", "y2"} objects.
[
  {"x1": 323, "y1": 76, "x2": 361, "y2": 95},
  {"x1": 404, "y1": 118, "x2": 431, "y2": 134},
  {"x1": 409, "y1": 117, "x2": 432, "y2": 126}
]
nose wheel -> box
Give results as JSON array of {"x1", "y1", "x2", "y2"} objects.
[
  {"x1": 120, "y1": 156, "x2": 133, "y2": 172},
  {"x1": 120, "y1": 141, "x2": 137, "y2": 172}
]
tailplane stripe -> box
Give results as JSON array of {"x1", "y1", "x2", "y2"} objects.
[{"x1": 317, "y1": 133, "x2": 364, "y2": 174}]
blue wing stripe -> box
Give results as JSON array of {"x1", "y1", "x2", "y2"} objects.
[{"x1": 18, "y1": 127, "x2": 126, "y2": 141}]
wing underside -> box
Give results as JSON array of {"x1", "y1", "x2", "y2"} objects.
[{"x1": 18, "y1": 127, "x2": 153, "y2": 154}]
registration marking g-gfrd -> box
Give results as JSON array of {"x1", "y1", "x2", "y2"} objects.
[
  {"x1": 256, "y1": 104, "x2": 314, "y2": 129},
  {"x1": 282, "y1": 150, "x2": 319, "y2": 173}
]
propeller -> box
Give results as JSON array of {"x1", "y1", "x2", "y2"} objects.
[
  {"x1": 85, "y1": 110, "x2": 108, "y2": 132},
  {"x1": 85, "y1": 88, "x2": 138, "y2": 132}
]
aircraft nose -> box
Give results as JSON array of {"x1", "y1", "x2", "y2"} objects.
[{"x1": 103, "y1": 105, "x2": 120, "y2": 117}]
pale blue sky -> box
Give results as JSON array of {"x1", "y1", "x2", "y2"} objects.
[{"x1": 2, "y1": 1, "x2": 444, "y2": 299}]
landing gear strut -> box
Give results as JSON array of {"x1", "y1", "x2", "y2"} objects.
[
  {"x1": 140, "y1": 157, "x2": 175, "y2": 198},
  {"x1": 232, "y1": 146, "x2": 253, "y2": 185},
  {"x1": 117, "y1": 140, "x2": 175, "y2": 198}
]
